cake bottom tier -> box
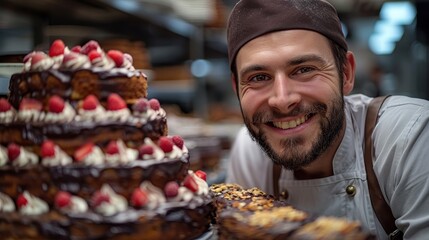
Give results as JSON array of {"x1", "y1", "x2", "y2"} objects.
[{"x1": 0, "y1": 200, "x2": 214, "y2": 240}]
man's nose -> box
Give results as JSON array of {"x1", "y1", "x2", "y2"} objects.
[{"x1": 267, "y1": 74, "x2": 300, "y2": 112}]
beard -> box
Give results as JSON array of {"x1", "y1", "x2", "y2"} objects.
[{"x1": 241, "y1": 96, "x2": 345, "y2": 171}]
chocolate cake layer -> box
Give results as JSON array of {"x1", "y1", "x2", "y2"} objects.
[
  {"x1": 0, "y1": 196, "x2": 213, "y2": 240},
  {"x1": 0, "y1": 117, "x2": 167, "y2": 156},
  {"x1": 0, "y1": 156, "x2": 189, "y2": 206},
  {"x1": 8, "y1": 69, "x2": 148, "y2": 109}
]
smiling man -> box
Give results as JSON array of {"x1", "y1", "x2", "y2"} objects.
[{"x1": 225, "y1": 0, "x2": 429, "y2": 239}]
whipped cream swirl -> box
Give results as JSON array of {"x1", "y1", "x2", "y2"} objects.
[
  {"x1": 0, "y1": 145, "x2": 7, "y2": 167},
  {"x1": 92, "y1": 55, "x2": 115, "y2": 70},
  {"x1": 31, "y1": 56, "x2": 54, "y2": 71},
  {"x1": 19, "y1": 191, "x2": 49, "y2": 215},
  {"x1": 44, "y1": 102, "x2": 76, "y2": 123},
  {"x1": 133, "y1": 108, "x2": 166, "y2": 123},
  {"x1": 122, "y1": 53, "x2": 134, "y2": 70},
  {"x1": 169, "y1": 171, "x2": 209, "y2": 203},
  {"x1": 189, "y1": 170, "x2": 209, "y2": 196},
  {"x1": 60, "y1": 195, "x2": 88, "y2": 214},
  {"x1": 41, "y1": 146, "x2": 73, "y2": 166},
  {"x1": 0, "y1": 192, "x2": 15, "y2": 212},
  {"x1": 77, "y1": 105, "x2": 106, "y2": 122},
  {"x1": 17, "y1": 109, "x2": 45, "y2": 122},
  {"x1": 94, "y1": 184, "x2": 127, "y2": 216},
  {"x1": 62, "y1": 53, "x2": 91, "y2": 70},
  {"x1": 0, "y1": 108, "x2": 16, "y2": 124},
  {"x1": 105, "y1": 140, "x2": 138, "y2": 164},
  {"x1": 141, "y1": 138, "x2": 164, "y2": 161},
  {"x1": 81, "y1": 146, "x2": 104, "y2": 165},
  {"x1": 139, "y1": 181, "x2": 166, "y2": 210},
  {"x1": 106, "y1": 108, "x2": 131, "y2": 122},
  {"x1": 165, "y1": 145, "x2": 186, "y2": 159},
  {"x1": 170, "y1": 186, "x2": 195, "y2": 203},
  {"x1": 12, "y1": 147, "x2": 38, "y2": 167}
]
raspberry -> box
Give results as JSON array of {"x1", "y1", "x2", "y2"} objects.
[
  {"x1": 82, "y1": 95, "x2": 99, "y2": 111},
  {"x1": 16, "y1": 194, "x2": 28, "y2": 208},
  {"x1": 7, "y1": 143, "x2": 21, "y2": 161},
  {"x1": 132, "y1": 98, "x2": 149, "y2": 113},
  {"x1": 158, "y1": 137, "x2": 173, "y2": 153},
  {"x1": 148, "y1": 99, "x2": 160, "y2": 111},
  {"x1": 49, "y1": 39, "x2": 65, "y2": 57},
  {"x1": 70, "y1": 45, "x2": 81, "y2": 53},
  {"x1": 74, "y1": 142, "x2": 94, "y2": 162},
  {"x1": 105, "y1": 140, "x2": 119, "y2": 155},
  {"x1": 31, "y1": 52, "x2": 47, "y2": 66},
  {"x1": 55, "y1": 191, "x2": 71, "y2": 208},
  {"x1": 41, "y1": 140, "x2": 56, "y2": 158},
  {"x1": 0, "y1": 98, "x2": 11, "y2": 112},
  {"x1": 23, "y1": 52, "x2": 35, "y2": 63},
  {"x1": 139, "y1": 145, "x2": 154, "y2": 157},
  {"x1": 131, "y1": 188, "x2": 148, "y2": 208},
  {"x1": 63, "y1": 52, "x2": 78, "y2": 65},
  {"x1": 91, "y1": 191, "x2": 110, "y2": 207},
  {"x1": 107, "y1": 93, "x2": 126, "y2": 111},
  {"x1": 107, "y1": 50, "x2": 124, "y2": 67},
  {"x1": 164, "y1": 181, "x2": 179, "y2": 198},
  {"x1": 195, "y1": 170, "x2": 207, "y2": 181},
  {"x1": 183, "y1": 175, "x2": 198, "y2": 193},
  {"x1": 81, "y1": 40, "x2": 100, "y2": 55},
  {"x1": 88, "y1": 50, "x2": 102, "y2": 62},
  {"x1": 171, "y1": 135, "x2": 184, "y2": 149},
  {"x1": 48, "y1": 95, "x2": 65, "y2": 113}
]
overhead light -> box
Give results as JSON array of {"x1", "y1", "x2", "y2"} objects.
[
  {"x1": 369, "y1": 34, "x2": 396, "y2": 55},
  {"x1": 374, "y1": 20, "x2": 404, "y2": 42},
  {"x1": 379, "y1": 1, "x2": 416, "y2": 25}
]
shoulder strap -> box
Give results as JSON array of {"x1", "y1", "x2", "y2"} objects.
[
  {"x1": 273, "y1": 163, "x2": 281, "y2": 199},
  {"x1": 365, "y1": 96, "x2": 402, "y2": 239}
]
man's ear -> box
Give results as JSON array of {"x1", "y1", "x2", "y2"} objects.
[{"x1": 343, "y1": 51, "x2": 356, "y2": 95}]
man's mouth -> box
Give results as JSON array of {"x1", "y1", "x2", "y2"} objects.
[{"x1": 271, "y1": 113, "x2": 314, "y2": 130}]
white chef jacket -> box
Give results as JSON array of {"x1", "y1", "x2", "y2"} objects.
[{"x1": 226, "y1": 94, "x2": 429, "y2": 239}]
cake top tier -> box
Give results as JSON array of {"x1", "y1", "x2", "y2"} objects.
[
  {"x1": 8, "y1": 39, "x2": 148, "y2": 108},
  {"x1": 23, "y1": 39, "x2": 137, "y2": 72}
]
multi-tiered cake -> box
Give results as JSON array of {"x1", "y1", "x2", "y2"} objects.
[{"x1": 0, "y1": 39, "x2": 213, "y2": 240}]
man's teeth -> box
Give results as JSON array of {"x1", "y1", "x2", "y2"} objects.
[{"x1": 272, "y1": 116, "x2": 307, "y2": 130}]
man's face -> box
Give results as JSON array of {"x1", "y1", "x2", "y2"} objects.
[{"x1": 235, "y1": 30, "x2": 345, "y2": 170}]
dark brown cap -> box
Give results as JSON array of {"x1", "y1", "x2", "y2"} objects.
[{"x1": 227, "y1": 0, "x2": 348, "y2": 70}]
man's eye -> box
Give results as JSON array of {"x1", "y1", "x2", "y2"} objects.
[
  {"x1": 249, "y1": 74, "x2": 270, "y2": 82},
  {"x1": 295, "y1": 67, "x2": 314, "y2": 74}
]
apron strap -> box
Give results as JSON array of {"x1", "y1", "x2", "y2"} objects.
[{"x1": 365, "y1": 95, "x2": 402, "y2": 239}]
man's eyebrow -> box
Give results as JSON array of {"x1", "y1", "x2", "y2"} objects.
[
  {"x1": 238, "y1": 65, "x2": 267, "y2": 78},
  {"x1": 288, "y1": 54, "x2": 327, "y2": 66}
]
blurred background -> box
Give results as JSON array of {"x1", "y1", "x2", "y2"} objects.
[
  {"x1": 1, "y1": 0, "x2": 428, "y2": 182},
  {"x1": 1, "y1": 0, "x2": 429, "y2": 115}
]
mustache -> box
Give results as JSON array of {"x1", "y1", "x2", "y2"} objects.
[{"x1": 252, "y1": 103, "x2": 327, "y2": 124}]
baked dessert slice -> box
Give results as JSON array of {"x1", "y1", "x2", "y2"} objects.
[{"x1": 210, "y1": 183, "x2": 375, "y2": 240}]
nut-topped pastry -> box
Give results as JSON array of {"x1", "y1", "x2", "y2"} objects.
[{"x1": 210, "y1": 183, "x2": 375, "y2": 240}]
